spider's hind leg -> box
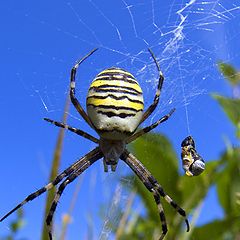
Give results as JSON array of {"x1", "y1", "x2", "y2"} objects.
[
  {"x1": 148, "y1": 175, "x2": 190, "y2": 232},
  {"x1": 121, "y1": 150, "x2": 189, "y2": 239}
]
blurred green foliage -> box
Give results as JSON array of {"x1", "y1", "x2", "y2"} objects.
[
  {"x1": 216, "y1": 62, "x2": 240, "y2": 137},
  {"x1": 1, "y1": 209, "x2": 26, "y2": 240},
  {"x1": 212, "y1": 95, "x2": 240, "y2": 137},
  {"x1": 217, "y1": 62, "x2": 240, "y2": 87}
]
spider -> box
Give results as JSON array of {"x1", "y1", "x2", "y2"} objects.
[{"x1": 0, "y1": 48, "x2": 189, "y2": 240}]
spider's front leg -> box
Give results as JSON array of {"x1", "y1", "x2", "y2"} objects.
[
  {"x1": 44, "y1": 118, "x2": 99, "y2": 143},
  {"x1": 69, "y1": 48, "x2": 98, "y2": 129},
  {"x1": 121, "y1": 150, "x2": 189, "y2": 240},
  {"x1": 140, "y1": 48, "x2": 165, "y2": 125}
]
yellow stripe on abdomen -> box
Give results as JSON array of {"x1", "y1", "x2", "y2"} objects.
[{"x1": 87, "y1": 96, "x2": 143, "y2": 112}]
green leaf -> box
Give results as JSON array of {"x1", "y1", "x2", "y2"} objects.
[
  {"x1": 218, "y1": 62, "x2": 240, "y2": 86},
  {"x1": 212, "y1": 94, "x2": 240, "y2": 128},
  {"x1": 191, "y1": 217, "x2": 238, "y2": 240},
  {"x1": 216, "y1": 147, "x2": 240, "y2": 217},
  {"x1": 131, "y1": 133, "x2": 179, "y2": 196},
  {"x1": 10, "y1": 219, "x2": 24, "y2": 233}
]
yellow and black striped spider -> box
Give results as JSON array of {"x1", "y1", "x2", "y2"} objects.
[{"x1": 0, "y1": 49, "x2": 189, "y2": 240}]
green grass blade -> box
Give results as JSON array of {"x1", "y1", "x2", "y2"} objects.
[{"x1": 41, "y1": 96, "x2": 70, "y2": 240}]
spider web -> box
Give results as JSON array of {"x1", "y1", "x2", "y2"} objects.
[
  {"x1": 1, "y1": 0, "x2": 240, "y2": 239},
  {"x1": 19, "y1": 0, "x2": 240, "y2": 125}
]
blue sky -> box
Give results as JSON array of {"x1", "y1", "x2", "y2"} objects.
[{"x1": 1, "y1": 0, "x2": 240, "y2": 239}]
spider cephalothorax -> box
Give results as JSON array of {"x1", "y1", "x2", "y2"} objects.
[{"x1": 1, "y1": 48, "x2": 189, "y2": 240}]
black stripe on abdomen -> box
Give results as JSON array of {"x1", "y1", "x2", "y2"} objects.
[{"x1": 87, "y1": 104, "x2": 142, "y2": 113}]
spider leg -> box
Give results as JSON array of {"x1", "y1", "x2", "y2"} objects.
[
  {"x1": 126, "y1": 108, "x2": 175, "y2": 143},
  {"x1": 44, "y1": 118, "x2": 99, "y2": 143},
  {"x1": 0, "y1": 147, "x2": 101, "y2": 222},
  {"x1": 70, "y1": 48, "x2": 98, "y2": 129},
  {"x1": 139, "y1": 48, "x2": 164, "y2": 125},
  {"x1": 121, "y1": 150, "x2": 189, "y2": 239},
  {"x1": 46, "y1": 149, "x2": 103, "y2": 240}
]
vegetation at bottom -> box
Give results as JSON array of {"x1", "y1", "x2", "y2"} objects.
[
  {"x1": 112, "y1": 62, "x2": 240, "y2": 240},
  {"x1": 1, "y1": 62, "x2": 239, "y2": 239}
]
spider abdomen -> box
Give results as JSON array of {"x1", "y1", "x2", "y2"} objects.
[{"x1": 87, "y1": 68, "x2": 144, "y2": 140}]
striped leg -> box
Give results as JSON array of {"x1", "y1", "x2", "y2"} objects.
[
  {"x1": 140, "y1": 48, "x2": 164, "y2": 125},
  {"x1": 152, "y1": 189, "x2": 168, "y2": 240},
  {"x1": 0, "y1": 147, "x2": 101, "y2": 223},
  {"x1": 44, "y1": 118, "x2": 99, "y2": 143},
  {"x1": 120, "y1": 150, "x2": 189, "y2": 239},
  {"x1": 46, "y1": 149, "x2": 103, "y2": 240},
  {"x1": 70, "y1": 48, "x2": 98, "y2": 129},
  {"x1": 147, "y1": 175, "x2": 189, "y2": 233},
  {"x1": 126, "y1": 108, "x2": 175, "y2": 144}
]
